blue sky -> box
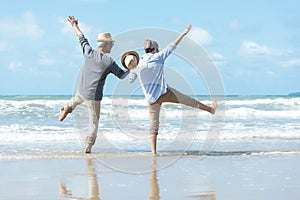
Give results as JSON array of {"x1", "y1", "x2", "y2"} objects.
[{"x1": 0, "y1": 0, "x2": 299, "y2": 95}]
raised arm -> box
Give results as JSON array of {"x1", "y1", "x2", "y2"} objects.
[
  {"x1": 173, "y1": 24, "x2": 192, "y2": 46},
  {"x1": 68, "y1": 16, "x2": 83, "y2": 37}
]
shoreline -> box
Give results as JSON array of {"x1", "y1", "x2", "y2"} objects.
[{"x1": 2, "y1": 149, "x2": 300, "y2": 160}]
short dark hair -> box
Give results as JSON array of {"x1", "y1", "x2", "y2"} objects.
[{"x1": 145, "y1": 48, "x2": 155, "y2": 53}]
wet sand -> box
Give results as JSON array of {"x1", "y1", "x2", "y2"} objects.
[{"x1": 1, "y1": 153, "x2": 300, "y2": 199}]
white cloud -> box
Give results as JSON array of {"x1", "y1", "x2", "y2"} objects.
[
  {"x1": 38, "y1": 51, "x2": 56, "y2": 66},
  {"x1": 189, "y1": 27, "x2": 213, "y2": 46},
  {"x1": 8, "y1": 61, "x2": 23, "y2": 70},
  {"x1": 211, "y1": 52, "x2": 224, "y2": 60},
  {"x1": 266, "y1": 70, "x2": 277, "y2": 77},
  {"x1": 0, "y1": 11, "x2": 44, "y2": 39},
  {"x1": 278, "y1": 58, "x2": 300, "y2": 67},
  {"x1": 210, "y1": 52, "x2": 226, "y2": 67},
  {"x1": 0, "y1": 40, "x2": 11, "y2": 52},
  {"x1": 239, "y1": 41, "x2": 282, "y2": 57}
]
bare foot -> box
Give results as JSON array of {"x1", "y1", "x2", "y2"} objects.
[
  {"x1": 150, "y1": 135, "x2": 157, "y2": 155},
  {"x1": 85, "y1": 144, "x2": 92, "y2": 154},
  {"x1": 211, "y1": 100, "x2": 217, "y2": 114},
  {"x1": 59, "y1": 108, "x2": 69, "y2": 121}
]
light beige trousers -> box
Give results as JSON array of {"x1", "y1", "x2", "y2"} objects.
[
  {"x1": 148, "y1": 87, "x2": 210, "y2": 135},
  {"x1": 64, "y1": 93, "x2": 101, "y2": 145}
]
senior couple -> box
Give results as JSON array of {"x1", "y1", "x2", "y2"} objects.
[{"x1": 60, "y1": 16, "x2": 217, "y2": 154}]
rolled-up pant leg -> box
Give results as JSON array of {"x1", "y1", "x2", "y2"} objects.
[
  {"x1": 85, "y1": 100, "x2": 101, "y2": 145},
  {"x1": 64, "y1": 93, "x2": 84, "y2": 113},
  {"x1": 147, "y1": 87, "x2": 198, "y2": 136},
  {"x1": 148, "y1": 103, "x2": 161, "y2": 136}
]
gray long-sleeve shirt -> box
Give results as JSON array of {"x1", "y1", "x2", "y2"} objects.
[{"x1": 77, "y1": 34, "x2": 129, "y2": 100}]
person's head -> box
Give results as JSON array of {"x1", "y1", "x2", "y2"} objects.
[
  {"x1": 96, "y1": 33, "x2": 115, "y2": 53},
  {"x1": 97, "y1": 41, "x2": 114, "y2": 53},
  {"x1": 144, "y1": 39, "x2": 159, "y2": 53}
]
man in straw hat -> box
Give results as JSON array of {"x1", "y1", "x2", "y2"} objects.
[
  {"x1": 59, "y1": 16, "x2": 129, "y2": 153},
  {"x1": 123, "y1": 25, "x2": 217, "y2": 154}
]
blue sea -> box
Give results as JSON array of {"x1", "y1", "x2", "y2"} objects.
[{"x1": 0, "y1": 95, "x2": 299, "y2": 159}]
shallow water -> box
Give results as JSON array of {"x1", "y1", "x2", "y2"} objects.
[{"x1": 0, "y1": 95, "x2": 299, "y2": 159}]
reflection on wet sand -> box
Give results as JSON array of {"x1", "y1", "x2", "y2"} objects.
[
  {"x1": 149, "y1": 156, "x2": 160, "y2": 200},
  {"x1": 59, "y1": 157, "x2": 160, "y2": 200},
  {"x1": 59, "y1": 158, "x2": 100, "y2": 200},
  {"x1": 190, "y1": 193, "x2": 216, "y2": 200},
  {"x1": 59, "y1": 156, "x2": 215, "y2": 200}
]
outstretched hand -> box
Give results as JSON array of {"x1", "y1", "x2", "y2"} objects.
[
  {"x1": 68, "y1": 16, "x2": 78, "y2": 27},
  {"x1": 182, "y1": 24, "x2": 192, "y2": 35},
  {"x1": 67, "y1": 16, "x2": 83, "y2": 36},
  {"x1": 174, "y1": 24, "x2": 192, "y2": 46}
]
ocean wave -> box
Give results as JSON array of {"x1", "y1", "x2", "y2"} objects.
[
  {"x1": 2, "y1": 98, "x2": 299, "y2": 122},
  {"x1": 225, "y1": 97, "x2": 300, "y2": 108},
  {"x1": 1, "y1": 121, "x2": 298, "y2": 145},
  {"x1": 0, "y1": 96, "x2": 299, "y2": 145},
  {"x1": 0, "y1": 124, "x2": 78, "y2": 143},
  {"x1": 226, "y1": 107, "x2": 300, "y2": 118}
]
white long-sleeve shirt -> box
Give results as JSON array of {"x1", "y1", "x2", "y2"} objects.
[{"x1": 129, "y1": 43, "x2": 177, "y2": 104}]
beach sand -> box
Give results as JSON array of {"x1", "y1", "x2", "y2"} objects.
[{"x1": 1, "y1": 153, "x2": 300, "y2": 200}]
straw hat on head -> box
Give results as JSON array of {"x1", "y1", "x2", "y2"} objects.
[
  {"x1": 97, "y1": 32, "x2": 115, "y2": 42},
  {"x1": 121, "y1": 51, "x2": 140, "y2": 70}
]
